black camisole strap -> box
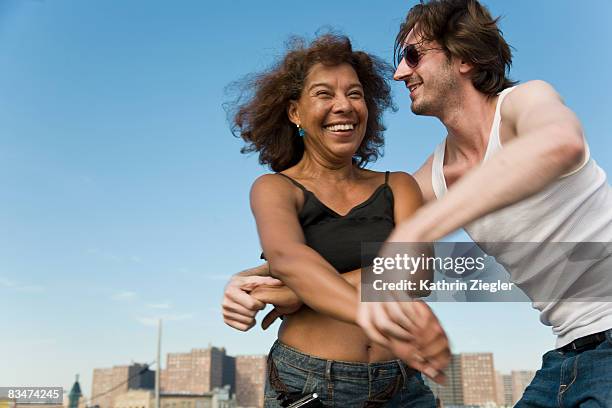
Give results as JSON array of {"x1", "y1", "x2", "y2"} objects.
[
  {"x1": 384, "y1": 170, "x2": 390, "y2": 185},
  {"x1": 277, "y1": 173, "x2": 308, "y2": 192}
]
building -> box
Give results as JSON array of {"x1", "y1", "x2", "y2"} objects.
[
  {"x1": 494, "y1": 371, "x2": 513, "y2": 407},
  {"x1": 161, "y1": 346, "x2": 231, "y2": 394},
  {"x1": 425, "y1": 354, "x2": 463, "y2": 406},
  {"x1": 460, "y1": 353, "x2": 496, "y2": 406},
  {"x1": 221, "y1": 356, "x2": 236, "y2": 396},
  {"x1": 234, "y1": 355, "x2": 266, "y2": 408},
  {"x1": 424, "y1": 353, "x2": 496, "y2": 407},
  {"x1": 91, "y1": 363, "x2": 154, "y2": 408},
  {"x1": 113, "y1": 390, "x2": 153, "y2": 408},
  {"x1": 511, "y1": 370, "x2": 536, "y2": 404},
  {"x1": 114, "y1": 389, "x2": 235, "y2": 408}
]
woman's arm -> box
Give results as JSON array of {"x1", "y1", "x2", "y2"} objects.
[{"x1": 250, "y1": 174, "x2": 360, "y2": 324}]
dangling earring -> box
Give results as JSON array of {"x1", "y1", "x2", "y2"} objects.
[{"x1": 296, "y1": 123, "x2": 305, "y2": 138}]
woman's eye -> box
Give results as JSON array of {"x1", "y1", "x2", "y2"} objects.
[{"x1": 316, "y1": 91, "x2": 331, "y2": 97}]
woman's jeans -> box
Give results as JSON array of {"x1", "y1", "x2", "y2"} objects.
[
  {"x1": 516, "y1": 328, "x2": 612, "y2": 407},
  {"x1": 264, "y1": 340, "x2": 436, "y2": 407}
]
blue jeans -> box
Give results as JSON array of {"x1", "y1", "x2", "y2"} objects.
[
  {"x1": 516, "y1": 329, "x2": 612, "y2": 407},
  {"x1": 264, "y1": 340, "x2": 436, "y2": 407}
]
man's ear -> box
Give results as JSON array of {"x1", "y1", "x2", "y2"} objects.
[
  {"x1": 458, "y1": 59, "x2": 474, "y2": 75},
  {"x1": 287, "y1": 100, "x2": 300, "y2": 126}
]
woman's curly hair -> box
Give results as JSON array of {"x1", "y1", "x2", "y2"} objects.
[{"x1": 227, "y1": 34, "x2": 396, "y2": 172}]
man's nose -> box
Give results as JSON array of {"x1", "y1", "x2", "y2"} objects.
[{"x1": 393, "y1": 58, "x2": 414, "y2": 81}]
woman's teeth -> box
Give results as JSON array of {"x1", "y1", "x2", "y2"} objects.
[{"x1": 324, "y1": 124, "x2": 355, "y2": 131}]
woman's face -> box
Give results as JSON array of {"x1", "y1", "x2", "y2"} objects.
[{"x1": 289, "y1": 63, "x2": 368, "y2": 163}]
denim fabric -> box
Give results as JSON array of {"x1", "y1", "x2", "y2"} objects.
[
  {"x1": 515, "y1": 329, "x2": 612, "y2": 408},
  {"x1": 264, "y1": 340, "x2": 436, "y2": 408}
]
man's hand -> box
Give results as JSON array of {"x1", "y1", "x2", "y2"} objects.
[
  {"x1": 252, "y1": 284, "x2": 304, "y2": 329},
  {"x1": 356, "y1": 300, "x2": 450, "y2": 384},
  {"x1": 221, "y1": 275, "x2": 283, "y2": 331}
]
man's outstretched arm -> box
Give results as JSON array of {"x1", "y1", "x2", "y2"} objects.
[{"x1": 390, "y1": 80, "x2": 585, "y2": 243}]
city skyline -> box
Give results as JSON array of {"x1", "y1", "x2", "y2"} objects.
[
  {"x1": 78, "y1": 346, "x2": 538, "y2": 408},
  {"x1": 2, "y1": 0, "x2": 611, "y2": 398}
]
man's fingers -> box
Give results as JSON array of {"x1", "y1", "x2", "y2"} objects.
[
  {"x1": 388, "y1": 336, "x2": 423, "y2": 363},
  {"x1": 384, "y1": 302, "x2": 419, "y2": 340},
  {"x1": 410, "y1": 300, "x2": 436, "y2": 329},
  {"x1": 239, "y1": 276, "x2": 283, "y2": 291},
  {"x1": 370, "y1": 303, "x2": 414, "y2": 342},
  {"x1": 223, "y1": 317, "x2": 255, "y2": 332},
  {"x1": 356, "y1": 303, "x2": 391, "y2": 347},
  {"x1": 225, "y1": 289, "x2": 266, "y2": 312},
  {"x1": 423, "y1": 347, "x2": 452, "y2": 373},
  {"x1": 261, "y1": 308, "x2": 283, "y2": 330},
  {"x1": 222, "y1": 310, "x2": 256, "y2": 326},
  {"x1": 420, "y1": 335, "x2": 451, "y2": 361},
  {"x1": 221, "y1": 298, "x2": 260, "y2": 317}
]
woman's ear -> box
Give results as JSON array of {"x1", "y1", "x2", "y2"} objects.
[{"x1": 287, "y1": 100, "x2": 300, "y2": 126}]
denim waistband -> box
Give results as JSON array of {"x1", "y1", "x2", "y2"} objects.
[{"x1": 270, "y1": 340, "x2": 415, "y2": 381}]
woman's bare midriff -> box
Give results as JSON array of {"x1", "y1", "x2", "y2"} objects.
[{"x1": 278, "y1": 306, "x2": 396, "y2": 362}]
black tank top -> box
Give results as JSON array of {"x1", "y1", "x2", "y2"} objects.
[{"x1": 270, "y1": 171, "x2": 395, "y2": 273}]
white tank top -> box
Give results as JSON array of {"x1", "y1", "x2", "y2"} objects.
[{"x1": 431, "y1": 86, "x2": 612, "y2": 347}]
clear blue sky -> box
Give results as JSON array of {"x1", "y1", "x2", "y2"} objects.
[{"x1": 1, "y1": 0, "x2": 611, "y2": 398}]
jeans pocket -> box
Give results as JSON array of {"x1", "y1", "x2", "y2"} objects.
[
  {"x1": 266, "y1": 357, "x2": 313, "y2": 399},
  {"x1": 412, "y1": 373, "x2": 432, "y2": 393}
]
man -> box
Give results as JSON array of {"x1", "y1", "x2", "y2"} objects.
[{"x1": 224, "y1": 0, "x2": 612, "y2": 404}]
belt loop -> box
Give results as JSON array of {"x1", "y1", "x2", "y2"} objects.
[
  {"x1": 397, "y1": 360, "x2": 409, "y2": 383},
  {"x1": 325, "y1": 359, "x2": 334, "y2": 400}
]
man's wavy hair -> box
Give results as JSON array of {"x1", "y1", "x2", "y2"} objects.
[
  {"x1": 395, "y1": 0, "x2": 517, "y2": 96},
  {"x1": 227, "y1": 34, "x2": 395, "y2": 172}
]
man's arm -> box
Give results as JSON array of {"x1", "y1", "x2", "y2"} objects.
[
  {"x1": 356, "y1": 172, "x2": 450, "y2": 383},
  {"x1": 236, "y1": 263, "x2": 270, "y2": 277},
  {"x1": 390, "y1": 80, "x2": 585, "y2": 242}
]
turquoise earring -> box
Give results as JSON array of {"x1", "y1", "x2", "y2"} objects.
[{"x1": 297, "y1": 124, "x2": 305, "y2": 138}]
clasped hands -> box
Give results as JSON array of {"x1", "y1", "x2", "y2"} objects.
[{"x1": 221, "y1": 273, "x2": 450, "y2": 383}]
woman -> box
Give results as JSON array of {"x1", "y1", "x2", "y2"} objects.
[{"x1": 229, "y1": 34, "x2": 435, "y2": 407}]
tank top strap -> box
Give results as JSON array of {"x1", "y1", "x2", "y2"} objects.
[
  {"x1": 384, "y1": 171, "x2": 390, "y2": 185},
  {"x1": 277, "y1": 173, "x2": 309, "y2": 192}
]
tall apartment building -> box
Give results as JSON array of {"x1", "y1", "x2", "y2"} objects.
[
  {"x1": 235, "y1": 355, "x2": 267, "y2": 408},
  {"x1": 424, "y1": 353, "x2": 496, "y2": 407},
  {"x1": 425, "y1": 354, "x2": 463, "y2": 406},
  {"x1": 511, "y1": 370, "x2": 536, "y2": 404},
  {"x1": 161, "y1": 346, "x2": 228, "y2": 394},
  {"x1": 460, "y1": 353, "x2": 496, "y2": 406},
  {"x1": 91, "y1": 363, "x2": 154, "y2": 408},
  {"x1": 222, "y1": 355, "x2": 236, "y2": 396},
  {"x1": 495, "y1": 371, "x2": 513, "y2": 407}
]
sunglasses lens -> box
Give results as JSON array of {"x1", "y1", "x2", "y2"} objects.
[{"x1": 403, "y1": 45, "x2": 419, "y2": 67}]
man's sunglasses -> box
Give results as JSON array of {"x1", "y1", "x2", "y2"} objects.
[{"x1": 402, "y1": 43, "x2": 444, "y2": 68}]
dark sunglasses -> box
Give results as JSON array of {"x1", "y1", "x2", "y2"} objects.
[{"x1": 402, "y1": 43, "x2": 444, "y2": 68}]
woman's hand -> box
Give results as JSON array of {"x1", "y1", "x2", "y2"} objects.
[{"x1": 251, "y1": 284, "x2": 303, "y2": 329}]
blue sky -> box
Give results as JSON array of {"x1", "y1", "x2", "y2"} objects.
[{"x1": 1, "y1": 0, "x2": 611, "y2": 397}]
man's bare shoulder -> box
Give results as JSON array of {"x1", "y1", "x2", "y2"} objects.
[
  {"x1": 413, "y1": 155, "x2": 435, "y2": 203},
  {"x1": 502, "y1": 80, "x2": 563, "y2": 117}
]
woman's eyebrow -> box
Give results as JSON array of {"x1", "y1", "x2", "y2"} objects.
[{"x1": 308, "y1": 82, "x2": 363, "y2": 91}]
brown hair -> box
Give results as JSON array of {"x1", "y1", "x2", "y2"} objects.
[
  {"x1": 227, "y1": 34, "x2": 395, "y2": 172},
  {"x1": 395, "y1": 0, "x2": 517, "y2": 95}
]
